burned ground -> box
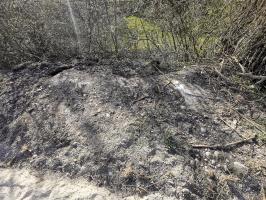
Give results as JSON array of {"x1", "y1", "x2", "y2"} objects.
[{"x1": 0, "y1": 60, "x2": 265, "y2": 199}]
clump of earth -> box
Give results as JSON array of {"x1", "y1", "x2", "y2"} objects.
[{"x1": 0, "y1": 58, "x2": 265, "y2": 199}]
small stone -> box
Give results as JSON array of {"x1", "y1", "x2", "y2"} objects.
[
  {"x1": 181, "y1": 188, "x2": 190, "y2": 194},
  {"x1": 249, "y1": 85, "x2": 255, "y2": 89},
  {"x1": 71, "y1": 142, "x2": 79, "y2": 148},
  {"x1": 181, "y1": 188, "x2": 197, "y2": 199},
  {"x1": 32, "y1": 154, "x2": 38, "y2": 158},
  {"x1": 223, "y1": 164, "x2": 228, "y2": 171},
  {"x1": 200, "y1": 127, "x2": 207, "y2": 133},
  {"x1": 205, "y1": 151, "x2": 212, "y2": 159},
  {"x1": 213, "y1": 151, "x2": 224, "y2": 160},
  {"x1": 180, "y1": 105, "x2": 186, "y2": 110},
  {"x1": 228, "y1": 162, "x2": 249, "y2": 177},
  {"x1": 170, "y1": 165, "x2": 183, "y2": 178},
  {"x1": 190, "y1": 160, "x2": 196, "y2": 167}
]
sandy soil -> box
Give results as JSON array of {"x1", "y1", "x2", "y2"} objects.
[{"x1": 0, "y1": 167, "x2": 177, "y2": 200}]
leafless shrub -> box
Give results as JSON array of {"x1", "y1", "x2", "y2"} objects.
[{"x1": 223, "y1": 0, "x2": 266, "y2": 79}]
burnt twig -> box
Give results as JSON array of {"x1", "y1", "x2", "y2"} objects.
[
  {"x1": 191, "y1": 135, "x2": 257, "y2": 151},
  {"x1": 238, "y1": 72, "x2": 266, "y2": 85}
]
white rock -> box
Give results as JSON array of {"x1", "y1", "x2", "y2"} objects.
[
  {"x1": 181, "y1": 188, "x2": 190, "y2": 194},
  {"x1": 200, "y1": 127, "x2": 207, "y2": 133},
  {"x1": 180, "y1": 105, "x2": 186, "y2": 110},
  {"x1": 229, "y1": 162, "x2": 249, "y2": 177},
  {"x1": 170, "y1": 165, "x2": 183, "y2": 177},
  {"x1": 213, "y1": 151, "x2": 224, "y2": 160},
  {"x1": 205, "y1": 151, "x2": 212, "y2": 159}
]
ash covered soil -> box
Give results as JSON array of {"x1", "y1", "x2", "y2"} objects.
[{"x1": 0, "y1": 59, "x2": 265, "y2": 200}]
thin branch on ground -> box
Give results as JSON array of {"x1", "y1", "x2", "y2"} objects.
[
  {"x1": 131, "y1": 95, "x2": 151, "y2": 105},
  {"x1": 191, "y1": 135, "x2": 257, "y2": 151},
  {"x1": 238, "y1": 72, "x2": 266, "y2": 85},
  {"x1": 219, "y1": 117, "x2": 244, "y2": 139},
  {"x1": 231, "y1": 107, "x2": 266, "y2": 133}
]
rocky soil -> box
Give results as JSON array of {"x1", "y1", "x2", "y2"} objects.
[{"x1": 0, "y1": 59, "x2": 265, "y2": 199}]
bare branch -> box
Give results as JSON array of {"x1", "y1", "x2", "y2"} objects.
[
  {"x1": 230, "y1": 56, "x2": 246, "y2": 73},
  {"x1": 238, "y1": 72, "x2": 266, "y2": 85},
  {"x1": 191, "y1": 135, "x2": 257, "y2": 151}
]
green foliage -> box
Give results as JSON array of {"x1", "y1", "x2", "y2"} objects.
[
  {"x1": 122, "y1": 0, "x2": 241, "y2": 60},
  {"x1": 125, "y1": 16, "x2": 174, "y2": 50}
]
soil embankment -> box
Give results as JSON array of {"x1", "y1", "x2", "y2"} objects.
[{"x1": 0, "y1": 59, "x2": 265, "y2": 199}]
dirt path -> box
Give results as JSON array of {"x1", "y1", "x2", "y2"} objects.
[
  {"x1": 0, "y1": 168, "x2": 117, "y2": 200},
  {"x1": 0, "y1": 167, "x2": 177, "y2": 200}
]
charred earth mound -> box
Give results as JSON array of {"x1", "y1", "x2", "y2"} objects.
[{"x1": 0, "y1": 59, "x2": 265, "y2": 199}]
